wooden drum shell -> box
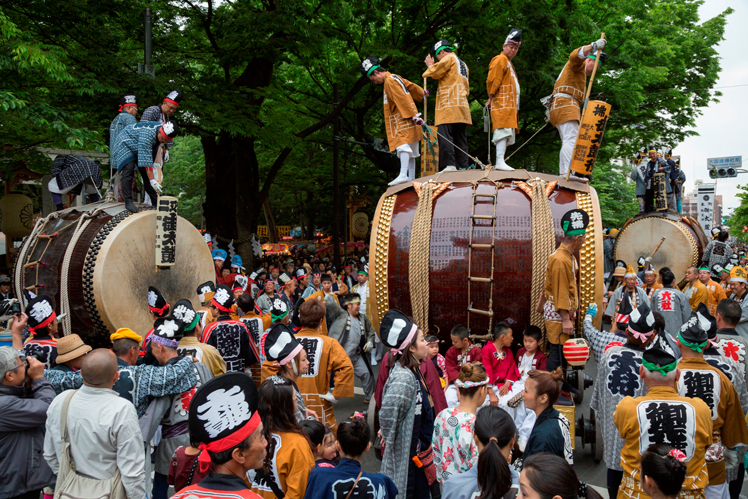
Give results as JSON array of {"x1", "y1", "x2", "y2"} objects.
[{"x1": 368, "y1": 171, "x2": 604, "y2": 342}]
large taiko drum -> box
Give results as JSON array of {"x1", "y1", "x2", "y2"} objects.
[
  {"x1": 614, "y1": 212, "x2": 708, "y2": 284},
  {"x1": 12, "y1": 202, "x2": 214, "y2": 347},
  {"x1": 367, "y1": 170, "x2": 604, "y2": 342}
]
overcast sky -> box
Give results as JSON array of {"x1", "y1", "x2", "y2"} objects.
[{"x1": 678, "y1": 0, "x2": 747, "y2": 215}]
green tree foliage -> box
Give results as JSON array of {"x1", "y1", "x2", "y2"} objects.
[
  {"x1": 0, "y1": 0, "x2": 732, "y2": 258},
  {"x1": 729, "y1": 185, "x2": 748, "y2": 243}
]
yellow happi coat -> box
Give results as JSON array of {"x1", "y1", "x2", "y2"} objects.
[
  {"x1": 549, "y1": 47, "x2": 587, "y2": 127},
  {"x1": 486, "y1": 52, "x2": 519, "y2": 131},
  {"x1": 422, "y1": 52, "x2": 472, "y2": 126},
  {"x1": 614, "y1": 386, "x2": 713, "y2": 499},
  {"x1": 677, "y1": 357, "x2": 748, "y2": 486},
  {"x1": 543, "y1": 243, "x2": 579, "y2": 345},
  {"x1": 262, "y1": 326, "x2": 355, "y2": 431},
  {"x1": 383, "y1": 72, "x2": 425, "y2": 151}
]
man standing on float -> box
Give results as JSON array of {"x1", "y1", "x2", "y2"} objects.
[
  {"x1": 423, "y1": 39, "x2": 471, "y2": 172},
  {"x1": 486, "y1": 29, "x2": 521, "y2": 171},
  {"x1": 549, "y1": 37, "x2": 607, "y2": 182},
  {"x1": 361, "y1": 57, "x2": 425, "y2": 186}
]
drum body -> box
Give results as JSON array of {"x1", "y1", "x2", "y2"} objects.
[
  {"x1": 13, "y1": 202, "x2": 214, "y2": 346},
  {"x1": 368, "y1": 170, "x2": 604, "y2": 341},
  {"x1": 614, "y1": 212, "x2": 708, "y2": 284}
]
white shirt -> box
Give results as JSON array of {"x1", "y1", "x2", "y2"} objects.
[
  {"x1": 357, "y1": 281, "x2": 369, "y2": 317},
  {"x1": 518, "y1": 352, "x2": 535, "y2": 382},
  {"x1": 44, "y1": 385, "x2": 146, "y2": 499}
]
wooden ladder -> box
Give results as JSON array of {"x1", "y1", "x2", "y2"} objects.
[{"x1": 466, "y1": 182, "x2": 500, "y2": 334}]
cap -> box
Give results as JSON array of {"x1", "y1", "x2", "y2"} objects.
[
  {"x1": 147, "y1": 286, "x2": 169, "y2": 315},
  {"x1": 561, "y1": 209, "x2": 589, "y2": 236},
  {"x1": 189, "y1": 372, "x2": 261, "y2": 472},
  {"x1": 678, "y1": 306, "x2": 710, "y2": 352},
  {"x1": 730, "y1": 266, "x2": 747, "y2": 284},
  {"x1": 359, "y1": 264, "x2": 369, "y2": 275},
  {"x1": 119, "y1": 94, "x2": 137, "y2": 111},
  {"x1": 197, "y1": 281, "x2": 216, "y2": 304},
  {"x1": 612, "y1": 260, "x2": 627, "y2": 277},
  {"x1": 270, "y1": 297, "x2": 289, "y2": 322},
  {"x1": 642, "y1": 345, "x2": 678, "y2": 376},
  {"x1": 504, "y1": 28, "x2": 522, "y2": 46},
  {"x1": 624, "y1": 264, "x2": 637, "y2": 278},
  {"x1": 25, "y1": 295, "x2": 57, "y2": 334},
  {"x1": 278, "y1": 272, "x2": 293, "y2": 289},
  {"x1": 233, "y1": 275, "x2": 248, "y2": 292},
  {"x1": 433, "y1": 39, "x2": 454, "y2": 55},
  {"x1": 231, "y1": 254, "x2": 244, "y2": 269},
  {"x1": 212, "y1": 249, "x2": 227, "y2": 261},
  {"x1": 211, "y1": 284, "x2": 234, "y2": 313},
  {"x1": 160, "y1": 121, "x2": 179, "y2": 141},
  {"x1": 110, "y1": 328, "x2": 143, "y2": 343},
  {"x1": 627, "y1": 302, "x2": 656, "y2": 342},
  {"x1": 152, "y1": 316, "x2": 185, "y2": 348},
  {"x1": 172, "y1": 299, "x2": 200, "y2": 332},
  {"x1": 295, "y1": 269, "x2": 307, "y2": 280},
  {"x1": 263, "y1": 324, "x2": 303, "y2": 366},
  {"x1": 164, "y1": 89, "x2": 183, "y2": 106},
  {"x1": 360, "y1": 56, "x2": 384, "y2": 78},
  {"x1": 380, "y1": 309, "x2": 418, "y2": 354},
  {"x1": 55, "y1": 334, "x2": 92, "y2": 364},
  {"x1": 615, "y1": 293, "x2": 634, "y2": 327}
]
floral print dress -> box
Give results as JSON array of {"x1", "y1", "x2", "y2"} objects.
[{"x1": 431, "y1": 407, "x2": 478, "y2": 484}]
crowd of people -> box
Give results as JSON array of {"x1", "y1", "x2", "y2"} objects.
[{"x1": 1, "y1": 205, "x2": 744, "y2": 499}]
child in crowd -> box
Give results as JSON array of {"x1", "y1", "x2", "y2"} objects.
[
  {"x1": 167, "y1": 443, "x2": 213, "y2": 493},
  {"x1": 640, "y1": 444, "x2": 687, "y2": 499},
  {"x1": 481, "y1": 321, "x2": 520, "y2": 408},
  {"x1": 300, "y1": 420, "x2": 338, "y2": 468},
  {"x1": 426, "y1": 335, "x2": 447, "y2": 387},
  {"x1": 515, "y1": 326, "x2": 548, "y2": 381},
  {"x1": 521, "y1": 453, "x2": 603, "y2": 499},
  {"x1": 303, "y1": 413, "x2": 398, "y2": 499},
  {"x1": 445, "y1": 325, "x2": 483, "y2": 405}
]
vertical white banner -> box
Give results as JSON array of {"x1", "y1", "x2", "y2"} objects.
[{"x1": 697, "y1": 184, "x2": 715, "y2": 233}]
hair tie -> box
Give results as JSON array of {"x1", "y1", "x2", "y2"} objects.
[
  {"x1": 488, "y1": 437, "x2": 498, "y2": 444},
  {"x1": 351, "y1": 411, "x2": 365, "y2": 420},
  {"x1": 455, "y1": 379, "x2": 489, "y2": 388},
  {"x1": 578, "y1": 481, "x2": 588, "y2": 498},
  {"x1": 668, "y1": 448, "x2": 687, "y2": 462}
]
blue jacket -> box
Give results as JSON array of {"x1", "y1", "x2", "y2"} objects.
[
  {"x1": 109, "y1": 111, "x2": 137, "y2": 165},
  {"x1": 110, "y1": 121, "x2": 162, "y2": 171},
  {"x1": 304, "y1": 458, "x2": 398, "y2": 499},
  {"x1": 523, "y1": 406, "x2": 573, "y2": 465}
]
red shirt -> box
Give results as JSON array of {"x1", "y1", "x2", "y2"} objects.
[
  {"x1": 515, "y1": 347, "x2": 548, "y2": 372},
  {"x1": 445, "y1": 344, "x2": 483, "y2": 382},
  {"x1": 481, "y1": 342, "x2": 519, "y2": 385}
]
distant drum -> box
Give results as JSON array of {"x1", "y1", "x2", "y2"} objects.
[
  {"x1": 614, "y1": 213, "x2": 708, "y2": 284},
  {"x1": 13, "y1": 202, "x2": 214, "y2": 346}
]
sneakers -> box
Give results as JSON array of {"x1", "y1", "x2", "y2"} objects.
[{"x1": 442, "y1": 165, "x2": 457, "y2": 172}]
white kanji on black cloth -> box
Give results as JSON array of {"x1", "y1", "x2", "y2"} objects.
[
  {"x1": 196, "y1": 385, "x2": 250, "y2": 438},
  {"x1": 331, "y1": 477, "x2": 381, "y2": 499},
  {"x1": 298, "y1": 336, "x2": 323, "y2": 377},
  {"x1": 606, "y1": 349, "x2": 642, "y2": 397},
  {"x1": 678, "y1": 369, "x2": 721, "y2": 420},
  {"x1": 637, "y1": 400, "x2": 696, "y2": 458}
]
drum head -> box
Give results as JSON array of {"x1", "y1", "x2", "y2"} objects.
[
  {"x1": 91, "y1": 210, "x2": 214, "y2": 335},
  {"x1": 614, "y1": 216, "x2": 698, "y2": 282}
]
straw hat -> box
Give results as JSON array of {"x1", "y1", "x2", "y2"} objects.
[{"x1": 55, "y1": 334, "x2": 92, "y2": 364}]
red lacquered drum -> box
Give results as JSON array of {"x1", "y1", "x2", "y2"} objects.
[
  {"x1": 13, "y1": 202, "x2": 214, "y2": 347},
  {"x1": 368, "y1": 170, "x2": 604, "y2": 342},
  {"x1": 614, "y1": 212, "x2": 708, "y2": 285}
]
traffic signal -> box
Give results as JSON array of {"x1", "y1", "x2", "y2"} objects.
[{"x1": 711, "y1": 167, "x2": 737, "y2": 178}]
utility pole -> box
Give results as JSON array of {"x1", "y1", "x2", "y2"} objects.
[
  {"x1": 138, "y1": 9, "x2": 156, "y2": 78},
  {"x1": 333, "y1": 83, "x2": 340, "y2": 269}
]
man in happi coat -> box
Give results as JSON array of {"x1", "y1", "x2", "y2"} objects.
[
  {"x1": 263, "y1": 298, "x2": 354, "y2": 430},
  {"x1": 549, "y1": 37, "x2": 607, "y2": 181},
  {"x1": 361, "y1": 57, "x2": 425, "y2": 186},
  {"x1": 423, "y1": 39, "x2": 471, "y2": 171},
  {"x1": 235, "y1": 294, "x2": 271, "y2": 386},
  {"x1": 48, "y1": 155, "x2": 102, "y2": 211},
  {"x1": 591, "y1": 302, "x2": 656, "y2": 499},
  {"x1": 110, "y1": 121, "x2": 178, "y2": 212},
  {"x1": 614, "y1": 345, "x2": 713, "y2": 499},
  {"x1": 676, "y1": 304, "x2": 748, "y2": 499},
  {"x1": 699, "y1": 265, "x2": 727, "y2": 317},
  {"x1": 630, "y1": 148, "x2": 649, "y2": 213},
  {"x1": 538, "y1": 209, "x2": 588, "y2": 370},
  {"x1": 605, "y1": 264, "x2": 650, "y2": 323},
  {"x1": 109, "y1": 94, "x2": 138, "y2": 166},
  {"x1": 486, "y1": 28, "x2": 521, "y2": 171}
]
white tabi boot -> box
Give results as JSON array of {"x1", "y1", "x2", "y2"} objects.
[
  {"x1": 493, "y1": 138, "x2": 514, "y2": 171},
  {"x1": 408, "y1": 158, "x2": 416, "y2": 181},
  {"x1": 388, "y1": 152, "x2": 410, "y2": 186}
]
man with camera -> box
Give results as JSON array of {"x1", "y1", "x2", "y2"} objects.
[{"x1": 0, "y1": 311, "x2": 56, "y2": 499}]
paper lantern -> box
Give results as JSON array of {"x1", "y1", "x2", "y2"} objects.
[
  {"x1": 563, "y1": 337, "x2": 591, "y2": 366},
  {"x1": 0, "y1": 193, "x2": 34, "y2": 238},
  {"x1": 351, "y1": 212, "x2": 369, "y2": 239}
]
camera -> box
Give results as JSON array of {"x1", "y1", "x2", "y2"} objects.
[{"x1": 9, "y1": 301, "x2": 21, "y2": 316}]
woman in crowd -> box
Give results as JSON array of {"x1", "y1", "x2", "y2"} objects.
[
  {"x1": 520, "y1": 453, "x2": 603, "y2": 499},
  {"x1": 249, "y1": 377, "x2": 315, "y2": 499},
  {"x1": 262, "y1": 322, "x2": 317, "y2": 422},
  {"x1": 521, "y1": 369, "x2": 573, "y2": 464},
  {"x1": 432, "y1": 362, "x2": 486, "y2": 483},
  {"x1": 640, "y1": 444, "x2": 687, "y2": 499},
  {"x1": 442, "y1": 406, "x2": 518, "y2": 499},
  {"x1": 379, "y1": 310, "x2": 435, "y2": 499}
]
